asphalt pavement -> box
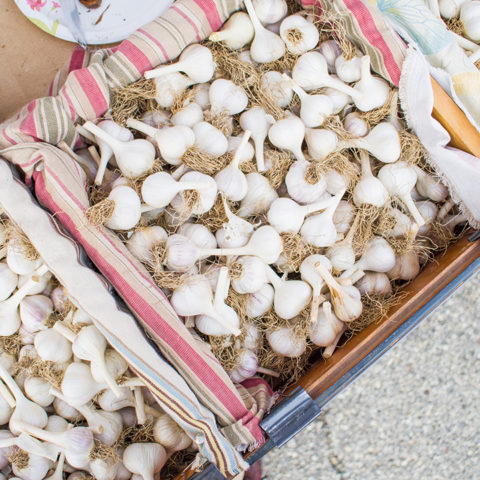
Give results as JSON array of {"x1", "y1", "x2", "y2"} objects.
[{"x1": 262, "y1": 273, "x2": 480, "y2": 480}]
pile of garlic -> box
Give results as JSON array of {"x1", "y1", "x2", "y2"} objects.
[
  {"x1": 0, "y1": 221, "x2": 195, "y2": 480},
  {"x1": 434, "y1": 0, "x2": 480, "y2": 64},
  {"x1": 75, "y1": 0, "x2": 466, "y2": 382}
]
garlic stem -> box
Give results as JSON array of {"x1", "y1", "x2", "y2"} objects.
[
  {"x1": 76, "y1": 124, "x2": 96, "y2": 143},
  {"x1": 437, "y1": 198, "x2": 454, "y2": 221},
  {"x1": 256, "y1": 366, "x2": 280, "y2": 377},
  {"x1": 309, "y1": 293, "x2": 325, "y2": 325},
  {"x1": 88, "y1": 146, "x2": 101, "y2": 166},
  {"x1": 0, "y1": 380, "x2": 15, "y2": 408},
  {"x1": 53, "y1": 322, "x2": 76, "y2": 343},
  {"x1": 232, "y1": 130, "x2": 252, "y2": 169},
  {"x1": 0, "y1": 361, "x2": 27, "y2": 403},
  {"x1": 243, "y1": 0, "x2": 264, "y2": 31},
  {"x1": 323, "y1": 324, "x2": 346, "y2": 358},
  {"x1": 400, "y1": 194, "x2": 425, "y2": 226},
  {"x1": 145, "y1": 62, "x2": 183, "y2": 79},
  {"x1": 133, "y1": 387, "x2": 147, "y2": 425},
  {"x1": 126, "y1": 118, "x2": 158, "y2": 139},
  {"x1": 83, "y1": 122, "x2": 122, "y2": 150}
]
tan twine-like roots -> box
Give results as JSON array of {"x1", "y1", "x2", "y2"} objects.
[
  {"x1": 89, "y1": 442, "x2": 119, "y2": 463},
  {"x1": 197, "y1": 194, "x2": 231, "y2": 231},
  {"x1": 115, "y1": 421, "x2": 155, "y2": 449},
  {"x1": 9, "y1": 447, "x2": 29, "y2": 470},
  {"x1": 182, "y1": 147, "x2": 229, "y2": 175},
  {"x1": 4, "y1": 221, "x2": 40, "y2": 261},
  {"x1": 279, "y1": 233, "x2": 313, "y2": 272},
  {"x1": 0, "y1": 334, "x2": 23, "y2": 355},
  {"x1": 203, "y1": 109, "x2": 234, "y2": 136},
  {"x1": 17, "y1": 356, "x2": 65, "y2": 389},
  {"x1": 86, "y1": 198, "x2": 115, "y2": 226},
  {"x1": 111, "y1": 78, "x2": 158, "y2": 126},
  {"x1": 444, "y1": 17, "x2": 465, "y2": 35},
  {"x1": 360, "y1": 88, "x2": 398, "y2": 126},
  {"x1": 399, "y1": 129, "x2": 428, "y2": 166}
]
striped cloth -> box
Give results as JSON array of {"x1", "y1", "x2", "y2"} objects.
[
  {"x1": 0, "y1": 158, "x2": 254, "y2": 476},
  {"x1": 0, "y1": 0, "x2": 406, "y2": 475}
]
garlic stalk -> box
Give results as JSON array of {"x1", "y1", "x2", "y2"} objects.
[
  {"x1": 72, "y1": 326, "x2": 122, "y2": 397},
  {"x1": 267, "y1": 194, "x2": 340, "y2": 234},
  {"x1": 126, "y1": 119, "x2": 194, "y2": 165},
  {"x1": 267, "y1": 326, "x2": 306, "y2": 358},
  {"x1": 227, "y1": 135, "x2": 255, "y2": 164},
  {"x1": 82, "y1": 122, "x2": 155, "y2": 179},
  {"x1": 0, "y1": 362, "x2": 48, "y2": 434},
  {"x1": 239, "y1": 107, "x2": 274, "y2": 172},
  {"x1": 315, "y1": 261, "x2": 363, "y2": 322},
  {"x1": 300, "y1": 254, "x2": 331, "y2": 324},
  {"x1": 416, "y1": 200, "x2": 438, "y2": 235},
  {"x1": 351, "y1": 56, "x2": 390, "y2": 111},
  {"x1": 264, "y1": 265, "x2": 312, "y2": 320},
  {"x1": 237, "y1": 172, "x2": 279, "y2": 218},
  {"x1": 208, "y1": 12, "x2": 254, "y2": 50},
  {"x1": 17, "y1": 270, "x2": 51, "y2": 296},
  {"x1": 215, "y1": 197, "x2": 254, "y2": 248},
  {"x1": 91, "y1": 121, "x2": 133, "y2": 186},
  {"x1": 45, "y1": 452, "x2": 65, "y2": 480},
  {"x1": 309, "y1": 301, "x2": 344, "y2": 348},
  {"x1": 323, "y1": 323, "x2": 346, "y2": 358},
  {"x1": 231, "y1": 256, "x2": 269, "y2": 294},
  {"x1": 171, "y1": 274, "x2": 241, "y2": 336},
  {"x1": 292, "y1": 51, "x2": 357, "y2": 95},
  {"x1": 243, "y1": 0, "x2": 286, "y2": 63},
  {"x1": 0, "y1": 264, "x2": 49, "y2": 336},
  {"x1": 268, "y1": 115, "x2": 306, "y2": 162},
  {"x1": 300, "y1": 189, "x2": 345, "y2": 247},
  {"x1": 288, "y1": 77, "x2": 334, "y2": 128},
  {"x1": 245, "y1": 283, "x2": 274, "y2": 318},
  {"x1": 353, "y1": 151, "x2": 389, "y2": 208},
  {"x1": 123, "y1": 443, "x2": 167, "y2": 480},
  {"x1": 378, "y1": 161, "x2": 426, "y2": 226},
  {"x1": 338, "y1": 122, "x2": 401, "y2": 164},
  {"x1": 145, "y1": 44, "x2": 214, "y2": 83},
  {"x1": 214, "y1": 130, "x2": 251, "y2": 201},
  {"x1": 279, "y1": 15, "x2": 319, "y2": 55}
]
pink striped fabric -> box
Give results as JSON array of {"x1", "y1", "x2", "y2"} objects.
[{"x1": 0, "y1": 0, "x2": 408, "y2": 472}]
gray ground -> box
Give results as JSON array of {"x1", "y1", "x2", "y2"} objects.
[{"x1": 262, "y1": 273, "x2": 480, "y2": 480}]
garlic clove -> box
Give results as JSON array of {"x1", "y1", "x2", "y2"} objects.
[
  {"x1": 317, "y1": 40, "x2": 341, "y2": 73},
  {"x1": 267, "y1": 326, "x2": 306, "y2": 358}
]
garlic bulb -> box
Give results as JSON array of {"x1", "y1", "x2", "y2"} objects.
[
  {"x1": 209, "y1": 79, "x2": 248, "y2": 116},
  {"x1": 177, "y1": 224, "x2": 217, "y2": 252},
  {"x1": 153, "y1": 73, "x2": 195, "y2": 108},
  {"x1": 387, "y1": 251, "x2": 420, "y2": 281},
  {"x1": 227, "y1": 135, "x2": 255, "y2": 164},
  {"x1": 344, "y1": 112, "x2": 369, "y2": 137},
  {"x1": 145, "y1": 44, "x2": 215, "y2": 83},
  {"x1": 326, "y1": 215, "x2": 358, "y2": 272},
  {"x1": 309, "y1": 301, "x2": 344, "y2": 347},
  {"x1": 126, "y1": 226, "x2": 168, "y2": 264},
  {"x1": 231, "y1": 256, "x2": 269, "y2": 294},
  {"x1": 305, "y1": 128, "x2": 338, "y2": 161},
  {"x1": 261, "y1": 71, "x2": 293, "y2": 107},
  {"x1": 268, "y1": 115, "x2": 306, "y2": 162},
  {"x1": 123, "y1": 443, "x2": 167, "y2": 480},
  {"x1": 252, "y1": 0, "x2": 287, "y2": 24},
  {"x1": 267, "y1": 326, "x2": 306, "y2": 358},
  {"x1": 238, "y1": 173, "x2": 278, "y2": 218},
  {"x1": 20, "y1": 294, "x2": 53, "y2": 333},
  {"x1": 413, "y1": 166, "x2": 448, "y2": 202},
  {"x1": 317, "y1": 40, "x2": 341, "y2": 73},
  {"x1": 102, "y1": 186, "x2": 142, "y2": 231},
  {"x1": 416, "y1": 200, "x2": 438, "y2": 235},
  {"x1": 356, "y1": 272, "x2": 392, "y2": 296},
  {"x1": 315, "y1": 262, "x2": 363, "y2": 322},
  {"x1": 23, "y1": 377, "x2": 54, "y2": 407},
  {"x1": 0, "y1": 262, "x2": 18, "y2": 302},
  {"x1": 61, "y1": 362, "x2": 106, "y2": 407},
  {"x1": 351, "y1": 236, "x2": 396, "y2": 274},
  {"x1": 6, "y1": 239, "x2": 42, "y2": 276},
  {"x1": 325, "y1": 169, "x2": 349, "y2": 195},
  {"x1": 334, "y1": 55, "x2": 362, "y2": 83},
  {"x1": 244, "y1": 0, "x2": 286, "y2": 63},
  {"x1": 285, "y1": 160, "x2": 327, "y2": 205},
  {"x1": 193, "y1": 121, "x2": 229, "y2": 157},
  {"x1": 34, "y1": 328, "x2": 72, "y2": 363},
  {"x1": 382, "y1": 207, "x2": 412, "y2": 238},
  {"x1": 239, "y1": 107, "x2": 274, "y2": 172},
  {"x1": 208, "y1": 12, "x2": 254, "y2": 50},
  {"x1": 353, "y1": 152, "x2": 389, "y2": 208},
  {"x1": 460, "y1": 1, "x2": 480, "y2": 41},
  {"x1": 153, "y1": 414, "x2": 192, "y2": 452},
  {"x1": 170, "y1": 172, "x2": 218, "y2": 215},
  {"x1": 245, "y1": 283, "x2": 274, "y2": 318},
  {"x1": 280, "y1": 15, "x2": 319, "y2": 55},
  {"x1": 171, "y1": 102, "x2": 204, "y2": 128},
  {"x1": 215, "y1": 197, "x2": 254, "y2": 248}
]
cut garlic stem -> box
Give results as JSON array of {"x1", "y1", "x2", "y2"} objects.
[
  {"x1": 256, "y1": 366, "x2": 280, "y2": 377},
  {"x1": 88, "y1": 146, "x2": 101, "y2": 166},
  {"x1": 133, "y1": 387, "x2": 147, "y2": 425},
  {"x1": 309, "y1": 293, "x2": 326, "y2": 325},
  {"x1": 53, "y1": 322, "x2": 76, "y2": 343},
  {"x1": 76, "y1": 124, "x2": 96, "y2": 143},
  {"x1": 323, "y1": 324, "x2": 346, "y2": 359}
]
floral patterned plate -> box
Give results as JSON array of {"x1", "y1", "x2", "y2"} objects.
[{"x1": 14, "y1": 0, "x2": 173, "y2": 45}]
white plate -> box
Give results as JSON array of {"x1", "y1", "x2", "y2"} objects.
[{"x1": 14, "y1": 0, "x2": 173, "y2": 45}]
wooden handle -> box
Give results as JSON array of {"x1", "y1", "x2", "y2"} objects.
[{"x1": 431, "y1": 77, "x2": 480, "y2": 157}]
